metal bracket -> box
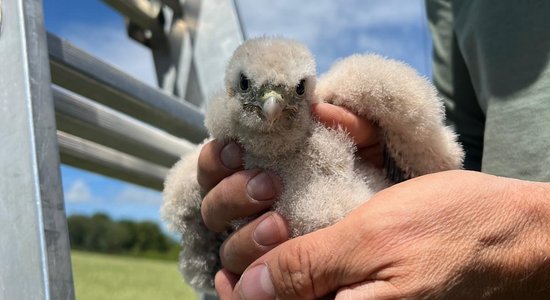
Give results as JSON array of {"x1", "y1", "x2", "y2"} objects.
[
  {"x1": 104, "y1": 0, "x2": 243, "y2": 109},
  {"x1": 0, "y1": 0, "x2": 3, "y2": 36}
]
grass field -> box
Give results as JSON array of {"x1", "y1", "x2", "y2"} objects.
[{"x1": 71, "y1": 251, "x2": 197, "y2": 300}]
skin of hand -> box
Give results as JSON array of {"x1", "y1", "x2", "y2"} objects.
[
  {"x1": 219, "y1": 171, "x2": 550, "y2": 299},
  {"x1": 310, "y1": 103, "x2": 383, "y2": 169}
]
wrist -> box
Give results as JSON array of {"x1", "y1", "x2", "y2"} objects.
[{"x1": 491, "y1": 178, "x2": 550, "y2": 297}]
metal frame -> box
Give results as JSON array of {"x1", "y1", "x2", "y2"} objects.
[
  {"x1": 53, "y1": 86, "x2": 194, "y2": 168},
  {"x1": 0, "y1": 0, "x2": 243, "y2": 299},
  {"x1": 0, "y1": 0, "x2": 74, "y2": 299},
  {"x1": 48, "y1": 33, "x2": 208, "y2": 143},
  {"x1": 104, "y1": 0, "x2": 244, "y2": 109},
  {"x1": 58, "y1": 131, "x2": 170, "y2": 190}
]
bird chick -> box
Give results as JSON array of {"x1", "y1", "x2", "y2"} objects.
[
  {"x1": 162, "y1": 37, "x2": 464, "y2": 293},
  {"x1": 206, "y1": 38, "x2": 317, "y2": 159}
]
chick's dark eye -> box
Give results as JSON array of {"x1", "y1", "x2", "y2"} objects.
[
  {"x1": 296, "y1": 79, "x2": 305, "y2": 96},
  {"x1": 239, "y1": 74, "x2": 250, "y2": 91}
]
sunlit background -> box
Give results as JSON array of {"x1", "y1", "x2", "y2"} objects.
[{"x1": 44, "y1": 0, "x2": 431, "y2": 232}]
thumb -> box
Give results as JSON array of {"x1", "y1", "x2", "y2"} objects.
[{"x1": 231, "y1": 220, "x2": 382, "y2": 300}]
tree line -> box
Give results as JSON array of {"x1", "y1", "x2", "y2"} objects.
[{"x1": 67, "y1": 213, "x2": 179, "y2": 260}]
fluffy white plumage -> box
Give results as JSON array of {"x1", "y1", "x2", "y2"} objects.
[{"x1": 162, "y1": 37, "x2": 464, "y2": 292}]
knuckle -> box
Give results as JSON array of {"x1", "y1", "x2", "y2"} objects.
[
  {"x1": 200, "y1": 197, "x2": 219, "y2": 232},
  {"x1": 216, "y1": 178, "x2": 235, "y2": 211},
  {"x1": 197, "y1": 169, "x2": 212, "y2": 192},
  {"x1": 201, "y1": 175, "x2": 241, "y2": 232},
  {"x1": 197, "y1": 141, "x2": 224, "y2": 190},
  {"x1": 274, "y1": 241, "x2": 317, "y2": 298},
  {"x1": 201, "y1": 196, "x2": 227, "y2": 233},
  {"x1": 197, "y1": 142, "x2": 215, "y2": 173},
  {"x1": 221, "y1": 226, "x2": 264, "y2": 274},
  {"x1": 219, "y1": 238, "x2": 233, "y2": 269},
  {"x1": 219, "y1": 229, "x2": 247, "y2": 272},
  {"x1": 196, "y1": 168, "x2": 209, "y2": 191}
]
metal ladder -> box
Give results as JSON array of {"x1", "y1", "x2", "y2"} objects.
[{"x1": 0, "y1": 0, "x2": 242, "y2": 299}]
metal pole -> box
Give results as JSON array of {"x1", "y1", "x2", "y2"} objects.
[
  {"x1": 0, "y1": 0, "x2": 74, "y2": 299},
  {"x1": 102, "y1": 0, "x2": 162, "y2": 31},
  {"x1": 48, "y1": 33, "x2": 208, "y2": 143}
]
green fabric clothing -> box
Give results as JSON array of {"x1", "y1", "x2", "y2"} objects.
[{"x1": 426, "y1": 0, "x2": 550, "y2": 181}]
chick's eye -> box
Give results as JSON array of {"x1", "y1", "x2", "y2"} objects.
[
  {"x1": 296, "y1": 79, "x2": 305, "y2": 96},
  {"x1": 239, "y1": 74, "x2": 250, "y2": 92}
]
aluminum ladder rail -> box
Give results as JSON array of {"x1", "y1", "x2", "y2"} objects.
[{"x1": 0, "y1": 0, "x2": 243, "y2": 299}]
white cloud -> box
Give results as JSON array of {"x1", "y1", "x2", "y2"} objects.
[
  {"x1": 54, "y1": 0, "x2": 431, "y2": 86},
  {"x1": 236, "y1": 0, "x2": 431, "y2": 75},
  {"x1": 58, "y1": 22, "x2": 157, "y2": 86},
  {"x1": 238, "y1": 0, "x2": 422, "y2": 37},
  {"x1": 115, "y1": 186, "x2": 163, "y2": 205},
  {"x1": 65, "y1": 179, "x2": 93, "y2": 203}
]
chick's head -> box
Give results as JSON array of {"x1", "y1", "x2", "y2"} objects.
[{"x1": 209, "y1": 38, "x2": 317, "y2": 157}]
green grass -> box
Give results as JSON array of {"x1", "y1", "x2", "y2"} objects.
[{"x1": 71, "y1": 251, "x2": 197, "y2": 300}]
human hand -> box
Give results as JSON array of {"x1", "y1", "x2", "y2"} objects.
[
  {"x1": 200, "y1": 103, "x2": 382, "y2": 277},
  {"x1": 198, "y1": 139, "x2": 289, "y2": 276},
  {"x1": 216, "y1": 170, "x2": 550, "y2": 299},
  {"x1": 311, "y1": 102, "x2": 382, "y2": 168}
]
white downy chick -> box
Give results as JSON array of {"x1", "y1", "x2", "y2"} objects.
[{"x1": 162, "y1": 37, "x2": 464, "y2": 293}]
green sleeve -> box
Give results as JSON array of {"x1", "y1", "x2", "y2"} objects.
[{"x1": 427, "y1": 0, "x2": 550, "y2": 181}]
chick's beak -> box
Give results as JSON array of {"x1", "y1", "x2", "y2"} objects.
[{"x1": 261, "y1": 90, "x2": 285, "y2": 124}]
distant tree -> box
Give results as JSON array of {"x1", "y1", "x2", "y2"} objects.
[
  {"x1": 67, "y1": 215, "x2": 92, "y2": 249},
  {"x1": 86, "y1": 213, "x2": 113, "y2": 252},
  {"x1": 135, "y1": 221, "x2": 167, "y2": 252},
  {"x1": 118, "y1": 220, "x2": 138, "y2": 251},
  {"x1": 67, "y1": 213, "x2": 179, "y2": 260}
]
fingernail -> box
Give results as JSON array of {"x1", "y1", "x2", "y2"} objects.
[
  {"x1": 240, "y1": 264, "x2": 275, "y2": 300},
  {"x1": 247, "y1": 172, "x2": 276, "y2": 201},
  {"x1": 253, "y1": 215, "x2": 282, "y2": 246},
  {"x1": 220, "y1": 142, "x2": 242, "y2": 169}
]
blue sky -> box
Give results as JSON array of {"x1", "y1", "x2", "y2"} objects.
[{"x1": 44, "y1": 0, "x2": 432, "y2": 229}]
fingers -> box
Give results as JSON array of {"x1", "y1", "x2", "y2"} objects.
[
  {"x1": 215, "y1": 269, "x2": 240, "y2": 300},
  {"x1": 230, "y1": 221, "x2": 378, "y2": 300},
  {"x1": 220, "y1": 212, "x2": 289, "y2": 274},
  {"x1": 312, "y1": 103, "x2": 383, "y2": 168},
  {"x1": 201, "y1": 170, "x2": 281, "y2": 232},
  {"x1": 232, "y1": 232, "x2": 340, "y2": 300},
  {"x1": 357, "y1": 144, "x2": 384, "y2": 169},
  {"x1": 311, "y1": 102, "x2": 378, "y2": 148},
  {"x1": 197, "y1": 140, "x2": 243, "y2": 191}
]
